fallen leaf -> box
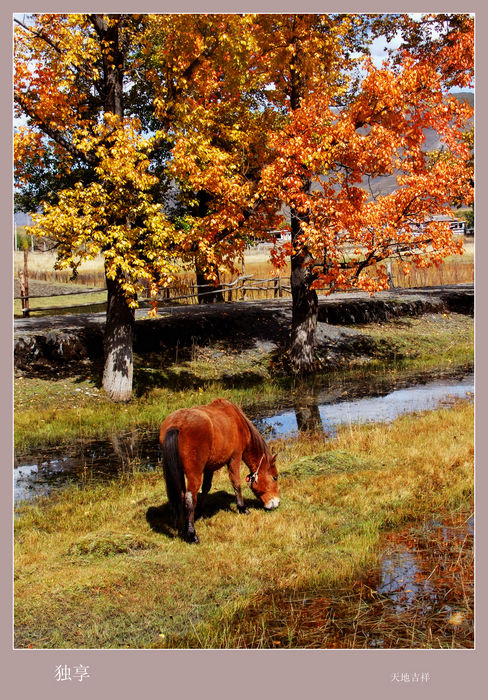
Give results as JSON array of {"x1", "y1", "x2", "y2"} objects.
[{"x1": 448, "y1": 612, "x2": 465, "y2": 626}]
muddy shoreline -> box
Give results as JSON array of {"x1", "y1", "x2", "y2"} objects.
[{"x1": 14, "y1": 284, "x2": 473, "y2": 371}]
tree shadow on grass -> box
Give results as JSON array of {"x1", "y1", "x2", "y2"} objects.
[{"x1": 133, "y1": 365, "x2": 268, "y2": 397}]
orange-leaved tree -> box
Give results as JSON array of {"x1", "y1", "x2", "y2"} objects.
[
  {"x1": 253, "y1": 13, "x2": 474, "y2": 373},
  {"x1": 143, "y1": 14, "x2": 280, "y2": 300}
]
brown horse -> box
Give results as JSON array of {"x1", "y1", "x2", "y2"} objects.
[{"x1": 159, "y1": 398, "x2": 279, "y2": 543}]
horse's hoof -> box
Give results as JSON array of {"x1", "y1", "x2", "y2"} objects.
[
  {"x1": 187, "y1": 533, "x2": 200, "y2": 544},
  {"x1": 238, "y1": 507, "x2": 250, "y2": 515}
]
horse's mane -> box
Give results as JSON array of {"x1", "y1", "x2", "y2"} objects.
[{"x1": 232, "y1": 402, "x2": 269, "y2": 456}]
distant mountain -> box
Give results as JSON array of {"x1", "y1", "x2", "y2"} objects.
[
  {"x1": 450, "y1": 91, "x2": 474, "y2": 108},
  {"x1": 357, "y1": 91, "x2": 474, "y2": 199}
]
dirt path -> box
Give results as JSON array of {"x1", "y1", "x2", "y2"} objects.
[
  {"x1": 14, "y1": 283, "x2": 473, "y2": 335},
  {"x1": 13, "y1": 283, "x2": 473, "y2": 376}
]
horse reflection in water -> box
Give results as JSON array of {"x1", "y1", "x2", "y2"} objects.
[{"x1": 159, "y1": 399, "x2": 279, "y2": 543}]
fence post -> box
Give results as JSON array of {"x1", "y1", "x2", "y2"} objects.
[
  {"x1": 19, "y1": 269, "x2": 30, "y2": 318},
  {"x1": 386, "y1": 261, "x2": 395, "y2": 290},
  {"x1": 274, "y1": 275, "x2": 282, "y2": 298}
]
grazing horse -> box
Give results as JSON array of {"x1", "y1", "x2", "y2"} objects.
[{"x1": 159, "y1": 398, "x2": 279, "y2": 543}]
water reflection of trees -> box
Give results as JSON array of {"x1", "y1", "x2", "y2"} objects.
[
  {"x1": 292, "y1": 383, "x2": 341, "y2": 435},
  {"x1": 294, "y1": 395, "x2": 323, "y2": 433}
]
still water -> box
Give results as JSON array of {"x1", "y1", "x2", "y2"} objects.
[
  {"x1": 255, "y1": 372, "x2": 474, "y2": 439},
  {"x1": 14, "y1": 370, "x2": 474, "y2": 504}
]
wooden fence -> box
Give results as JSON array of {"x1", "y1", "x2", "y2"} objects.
[
  {"x1": 15, "y1": 274, "x2": 292, "y2": 318},
  {"x1": 14, "y1": 260, "x2": 475, "y2": 318}
]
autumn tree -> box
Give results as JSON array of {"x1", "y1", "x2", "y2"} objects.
[
  {"x1": 14, "y1": 14, "x2": 268, "y2": 399},
  {"x1": 249, "y1": 13, "x2": 474, "y2": 373},
  {"x1": 145, "y1": 13, "x2": 473, "y2": 374},
  {"x1": 143, "y1": 14, "x2": 280, "y2": 300},
  {"x1": 15, "y1": 14, "x2": 170, "y2": 400}
]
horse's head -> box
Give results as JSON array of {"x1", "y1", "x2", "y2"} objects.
[{"x1": 246, "y1": 451, "x2": 280, "y2": 510}]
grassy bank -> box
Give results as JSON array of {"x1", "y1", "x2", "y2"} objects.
[
  {"x1": 14, "y1": 400, "x2": 473, "y2": 649},
  {"x1": 14, "y1": 289, "x2": 107, "y2": 318},
  {"x1": 14, "y1": 312, "x2": 474, "y2": 451},
  {"x1": 354, "y1": 312, "x2": 474, "y2": 370}
]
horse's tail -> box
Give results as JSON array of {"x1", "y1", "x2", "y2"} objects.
[{"x1": 161, "y1": 428, "x2": 186, "y2": 530}]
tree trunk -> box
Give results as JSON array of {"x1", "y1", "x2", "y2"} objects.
[
  {"x1": 192, "y1": 191, "x2": 224, "y2": 303},
  {"x1": 196, "y1": 265, "x2": 224, "y2": 304},
  {"x1": 287, "y1": 29, "x2": 318, "y2": 374},
  {"x1": 288, "y1": 204, "x2": 318, "y2": 375},
  {"x1": 92, "y1": 16, "x2": 135, "y2": 402},
  {"x1": 102, "y1": 274, "x2": 135, "y2": 402}
]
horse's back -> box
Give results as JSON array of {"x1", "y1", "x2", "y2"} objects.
[
  {"x1": 159, "y1": 400, "x2": 249, "y2": 470},
  {"x1": 160, "y1": 406, "x2": 213, "y2": 445}
]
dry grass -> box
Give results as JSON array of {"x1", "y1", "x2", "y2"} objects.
[
  {"x1": 14, "y1": 239, "x2": 474, "y2": 309},
  {"x1": 14, "y1": 251, "x2": 106, "y2": 287},
  {"x1": 230, "y1": 512, "x2": 473, "y2": 649},
  {"x1": 14, "y1": 401, "x2": 473, "y2": 649}
]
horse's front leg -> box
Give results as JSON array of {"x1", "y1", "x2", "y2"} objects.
[
  {"x1": 228, "y1": 455, "x2": 249, "y2": 515},
  {"x1": 196, "y1": 470, "x2": 213, "y2": 517}
]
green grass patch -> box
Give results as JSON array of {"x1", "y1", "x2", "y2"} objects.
[
  {"x1": 14, "y1": 290, "x2": 107, "y2": 317},
  {"x1": 351, "y1": 312, "x2": 474, "y2": 371},
  {"x1": 14, "y1": 401, "x2": 473, "y2": 649},
  {"x1": 66, "y1": 531, "x2": 157, "y2": 559}
]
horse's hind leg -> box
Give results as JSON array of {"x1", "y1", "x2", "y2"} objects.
[
  {"x1": 184, "y1": 492, "x2": 199, "y2": 543},
  {"x1": 184, "y1": 474, "x2": 202, "y2": 543}
]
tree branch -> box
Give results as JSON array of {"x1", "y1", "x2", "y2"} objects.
[
  {"x1": 15, "y1": 17, "x2": 104, "y2": 99},
  {"x1": 14, "y1": 94, "x2": 98, "y2": 167}
]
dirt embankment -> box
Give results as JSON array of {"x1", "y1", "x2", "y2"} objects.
[{"x1": 14, "y1": 284, "x2": 473, "y2": 373}]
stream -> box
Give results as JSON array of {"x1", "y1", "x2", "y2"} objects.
[{"x1": 14, "y1": 368, "x2": 474, "y2": 505}]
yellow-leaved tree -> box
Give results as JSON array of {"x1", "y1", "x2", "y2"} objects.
[
  {"x1": 15, "y1": 15, "x2": 178, "y2": 400},
  {"x1": 15, "y1": 13, "x2": 263, "y2": 400}
]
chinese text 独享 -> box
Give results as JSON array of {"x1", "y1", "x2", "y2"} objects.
[{"x1": 55, "y1": 665, "x2": 90, "y2": 682}]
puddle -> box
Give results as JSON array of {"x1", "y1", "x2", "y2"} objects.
[
  {"x1": 240, "y1": 513, "x2": 474, "y2": 649},
  {"x1": 14, "y1": 430, "x2": 161, "y2": 505},
  {"x1": 375, "y1": 515, "x2": 474, "y2": 612},
  {"x1": 359, "y1": 514, "x2": 475, "y2": 648},
  {"x1": 14, "y1": 369, "x2": 474, "y2": 505}
]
